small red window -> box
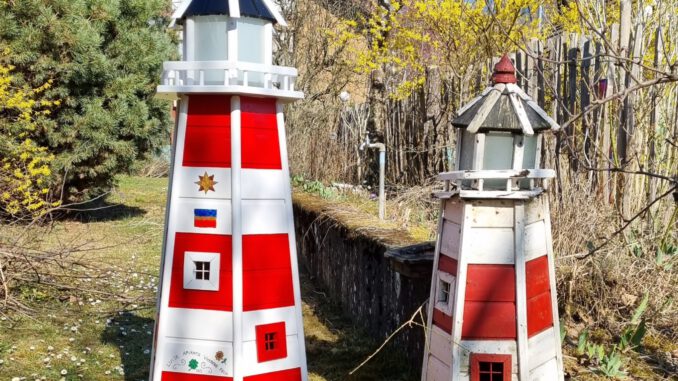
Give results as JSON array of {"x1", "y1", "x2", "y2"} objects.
[
  {"x1": 471, "y1": 353, "x2": 511, "y2": 381},
  {"x1": 255, "y1": 322, "x2": 287, "y2": 362}
]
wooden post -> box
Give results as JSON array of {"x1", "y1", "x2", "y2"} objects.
[
  {"x1": 620, "y1": 23, "x2": 644, "y2": 217},
  {"x1": 425, "y1": 66, "x2": 443, "y2": 178},
  {"x1": 516, "y1": 51, "x2": 524, "y2": 89},
  {"x1": 591, "y1": 41, "x2": 603, "y2": 191},
  {"x1": 537, "y1": 40, "x2": 545, "y2": 107},
  {"x1": 617, "y1": 3, "x2": 632, "y2": 216},
  {"x1": 567, "y1": 33, "x2": 579, "y2": 173},
  {"x1": 603, "y1": 23, "x2": 620, "y2": 204},
  {"x1": 648, "y1": 27, "x2": 662, "y2": 228},
  {"x1": 581, "y1": 38, "x2": 592, "y2": 170},
  {"x1": 528, "y1": 38, "x2": 538, "y2": 99}
]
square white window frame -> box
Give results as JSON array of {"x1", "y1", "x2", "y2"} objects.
[
  {"x1": 435, "y1": 271, "x2": 456, "y2": 316},
  {"x1": 183, "y1": 251, "x2": 220, "y2": 291}
]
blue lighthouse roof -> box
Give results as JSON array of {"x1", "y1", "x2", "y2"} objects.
[{"x1": 176, "y1": 0, "x2": 281, "y2": 24}]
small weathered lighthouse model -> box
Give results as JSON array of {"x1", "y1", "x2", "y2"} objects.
[
  {"x1": 421, "y1": 55, "x2": 564, "y2": 381},
  {"x1": 150, "y1": 1, "x2": 307, "y2": 380}
]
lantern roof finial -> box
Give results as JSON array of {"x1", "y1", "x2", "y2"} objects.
[{"x1": 492, "y1": 54, "x2": 517, "y2": 84}]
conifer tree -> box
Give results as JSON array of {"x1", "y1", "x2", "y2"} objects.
[{"x1": 0, "y1": 0, "x2": 176, "y2": 200}]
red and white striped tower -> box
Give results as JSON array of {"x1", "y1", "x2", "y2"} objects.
[
  {"x1": 150, "y1": 1, "x2": 307, "y2": 380},
  {"x1": 421, "y1": 55, "x2": 565, "y2": 381}
]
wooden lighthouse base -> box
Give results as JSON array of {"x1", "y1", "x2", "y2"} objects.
[{"x1": 422, "y1": 194, "x2": 564, "y2": 381}]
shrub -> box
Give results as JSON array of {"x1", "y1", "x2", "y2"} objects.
[{"x1": 0, "y1": 0, "x2": 176, "y2": 201}]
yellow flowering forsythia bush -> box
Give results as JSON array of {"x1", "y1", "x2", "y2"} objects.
[
  {"x1": 333, "y1": 0, "x2": 588, "y2": 98},
  {"x1": 0, "y1": 54, "x2": 60, "y2": 219}
]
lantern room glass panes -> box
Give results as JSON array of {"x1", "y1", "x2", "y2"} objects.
[
  {"x1": 194, "y1": 15, "x2": 229, "y2": 84},
  {"x1": 458, "y1": 130, "x2": 475, "y2": 171},
  {"x1": 483, "y1": 132, "x2": 514, "y2": 170},
  {"x1": 237, "y1": 18, "x2": 268, "y2": 86},
  {"x1": 483, "y1": 132, "x2": 514, "y2": 189},
  {"x1": 456, "y1": 130, "x2": 541, "y2": 190},
  {"x1": 522, "y1": 134, "x2": 538, "y2": 169}
]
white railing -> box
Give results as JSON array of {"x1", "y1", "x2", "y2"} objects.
[
  {"x1": 159, "y1": 60, "x2": 301, "y2": 96},
  {"x1": 436, "y1": 169, "x2": 556, "y2": 198}
]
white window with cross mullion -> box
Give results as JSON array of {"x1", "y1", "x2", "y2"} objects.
[
  {"x1": 435, "y1": 271, "x2": 455, "y2": 315},
  {"x1": 183, "y1": 251, "x2": 220, "y2": 291}
]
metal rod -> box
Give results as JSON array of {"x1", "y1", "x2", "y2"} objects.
[{"x1": 378, "y1": 148, "x2": 385, "y2": 220}]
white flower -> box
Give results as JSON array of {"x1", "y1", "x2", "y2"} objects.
[{"x1": 60, "y1": 369, "x2": 67, "y2": 375}]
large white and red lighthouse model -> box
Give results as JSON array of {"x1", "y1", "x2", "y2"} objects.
[
  {"x1": 150, "y1": 1, "x2": 307, "y2": 380},
  {"x1": 421, "y1": 55, "x2": 564, "y2": 381}
]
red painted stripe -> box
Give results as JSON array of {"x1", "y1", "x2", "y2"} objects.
[
  {"x1": 527, "y1": 291, "x2": 554, "y2": 337},
  {"x1": 169, "y1": 233, "x2": 233, "y2": 311},
  {"x1": 462, "y1": 301, "x2": 517, "y2": 340},
  {"x1": 243, "y1": 234, "x2": 295, "y2": 311},
  {"x1": 526, "y1": 255, "x2": 551, "y2": 299},
  {"x1": 241, "y1": 97, "x2": 281, "y2": 170},
  {"x1": 244, "y1": 368, "x2": 302, "y2": 381},
  {"x1": 162, "y1": 371, "x2": 232, "y2": 380},
  {"x1": 438, "y1": 255, "x2": 458, "y2": 275},
  {"x1": 432, "y1": 308, "x2": 453, "y2": 333},
  {"x1": 526, "y1": 255, "x2": 554, "y2": 337},
  {"x1": 465, "y1": 264, "x2": 515, "y2": 302},
  {"x1": 241, "y1": 97, "x2": 277, "y2": 128},
  {"x1": 242, "y1": 234, "x2": 292, "y2": 271},
  {"x1": 183, "y1": 95, "x2": 232, "y2": 168},
  {"x1": 243, "y1": 269, "x2": 295, "y2": 311}
]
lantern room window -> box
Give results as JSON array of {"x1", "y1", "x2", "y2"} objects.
[
  {"x1": 194, "y1": 15, "x2": 229, "y2": 61},
  {"x1": 456, "y1": 130, "x2": 540, "y2": 190},
  {"x1": 471, "y1": 353, "x2": 511, "y2": 381},
  {"x1": 237, "y1": 18, "x2": 270, "y2": 86}
]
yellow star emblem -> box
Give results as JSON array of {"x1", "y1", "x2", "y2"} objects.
[{"x1": 195, "y1": 172, "x2": 218, "y2": 194}]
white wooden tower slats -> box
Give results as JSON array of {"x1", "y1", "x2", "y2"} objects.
[
  {"x1": 422, "y1": 55, "x2": 564, "y2": 381},
  {"x1": 152, "y1": 2, "x2": 307, "y2": 380},
  {"x1": 422, "y1": 196, "x2": 564, "y2": 381}
]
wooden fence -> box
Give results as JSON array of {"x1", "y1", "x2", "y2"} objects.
[{"x1": 338, "y1": 23, "x2": 676, "y2": 221}]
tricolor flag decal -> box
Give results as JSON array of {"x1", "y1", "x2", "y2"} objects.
[{"x1": 194, "y1": 209, "x2": 217, "y2": 228}]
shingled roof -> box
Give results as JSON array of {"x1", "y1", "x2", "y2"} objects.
[
  {"x1": 173, "y1": 0, "x2": 284, "y2": 25},
  {"x1": 452, "y1": 55, "x2": 559, "y2": 135}
]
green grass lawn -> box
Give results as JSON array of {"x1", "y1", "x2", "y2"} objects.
[
  {"x1": 2, "y1": 176, "x2": 672, "y2": 381},
  {"x1": 0, "y1": 177, "x2": 415, "y2": 381}
]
